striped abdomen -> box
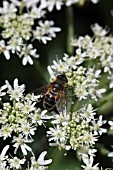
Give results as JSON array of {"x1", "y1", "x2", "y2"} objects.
[{"x1": 43, "y1": 89, "x2": 62, "y2": 110}]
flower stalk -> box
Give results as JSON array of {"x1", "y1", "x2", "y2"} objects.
[{"x1": 66, "y1": 6, "x2": 74, "y2": 55}]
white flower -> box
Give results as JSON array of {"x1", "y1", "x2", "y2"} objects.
[
  {"x1": 84, "y1": 46, "x2": 101, "y2": 59},
  {"x1": 88, "y1": 87, "x2": 106, "y2": 101},
  {"x1": 100, "y1": 55, "x2": 113, "y2": 74},
  {"x1": 0, "y1": 145, "x2": 9, "y2": 169},
  {"x1": 33, "y1": 27, "x2": 52, "y2": 44},
  {"x1": 75, "y1": 48, "x2": 86, "y2": 65},
  {"x1": 47, "y1": 125, "x2": 66, "y2": 143},
  {"x1": 18, "y1": 120, "x2": 36, "y2": 137},
  {"x1": 22, "y1": 0, "x2": 40, "y2": 8},
  {"x1": 0, "y1": 1, "x2": 17, "y2": 16},
  {"x1": 83, "y1": 132, "x2": 98, "y2": 146},
  {"x1": 5, "y1": 78, "x2": 25, "y2": 101},
  {"x1": 77, "y1": 146, "x2": 97, "y2": 158},
  {"x1": 91, "y1": 115, "x2": 107, "y2": 135},
  {"x1": 51, "y1": 113, "x2": 70, "y2": 125},
  {"x1": 107, "y1": 74, "x2": 113, "y2": 88},
  {"x1": 0, "y1": 84, "x2": 7, "y2": 99},
  {"x1": 1, "y1": 13, "x2": 33, "y2": 40},
  {"x1": 47, "y1": 0, "x2": 64, "y2": 12},
  {"x1": 47, "y1": 65, "x2": 55, "y2": 78},
  {"x1": 9, "y1": 157, "x2": 25, "y2": 169},
  {"x1": 0, "y1": 124, "x2": 13, "y2": 140},
  {"x1": 20, "y1": 44, "x2": 39, "y2": 65},
  {"x1": 1, "y1": 28, "x2": 14, "y2": 39},
  {"x1": 21, "y1": 100, "x2": 36, "y2": 114},
  {"x1": 7, "y1": 37, "x2": 23, "y2": 53},
  {"x1": 74, "y1": 83, "x2": 88, "y2": 100},
  {"x1": 51, "y1": 59, "x2": 69, "y2": 73},
  {"x1": 10, "y1": 0, "x2": 40, "y2": 8},
  {"x1": 63, "y1": 53, "x2": 77, "y2": 69},
  {"x1": 86, "y1": 68, "x2": 101, "y2": 84},
  {"x1": 33, "y1": 20, "x2": 61, "y2": 44},
  {"x1": 30, "y1": 6, "x2": 46, "y2": 19},
  {"x1": 0, "y1": 40, "x2": 10, "y2": 60},
  {"x1": 29, "y1": 151, "x2": 52, "y2": 170},
  {"x1": 30, "y1": 109, "x2": 52, "y2": 126},
  {"x1": 13, "y1": 134, "x2": 33, "y2": 155},
  {"x1": 82, "y1": 155, "x2": 99, "y2": 170},
  {"x1": 80, "y1": 104, "x2": 96, "y2": 122},
  {"x1": 91, "y1": 23, "x2": 109, "y2": 37},
  {"x1": 25, "y1": 92, "x2": 42, "y2": 102},
  {"x1": 38, "y1": 20, "x2": 61, "y2": 38}
]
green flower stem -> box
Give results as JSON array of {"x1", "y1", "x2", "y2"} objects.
[
  {"x1": 19, "y1": 3, "x2": 25, "y2": 15},
  {"x1": 66, "y1": 6, "x2": 74, "y2": 55}
]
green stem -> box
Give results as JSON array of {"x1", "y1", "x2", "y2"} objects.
[
  {"x1": 19, "y1": 2, "x2": 25, "y2": 15},
  {"x1": 66, "y1": 6, "x2": 74, "y2": 55}
]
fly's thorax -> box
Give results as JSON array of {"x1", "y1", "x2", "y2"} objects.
[{"x1": 52, "y1": 81, "x2": 65, "y2": 91}]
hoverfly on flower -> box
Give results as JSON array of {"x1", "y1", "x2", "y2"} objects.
[{"x1": 31, "y1": 74, "x2": 74, "y2": 114}]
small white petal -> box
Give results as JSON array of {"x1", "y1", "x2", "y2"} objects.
[
  {"x1": 0, "y1": 84, "x2": 7, "y2": 91},
  {"x1": 108, "y1": 152, "x2": 113, "y2": 157},
  {"x1": 22, "y1": 57, "x2": 27, "y2": 66},
  {"x1": 21, "y1": 145, "x2": 27, "y2": 155},
  {"x1": 4, "y1": 50, "x2": 10, "y2": 60},
  {"x1": 1, "y1": 145, "x2": 9, "y2": 156},
  {"x1": 38, "y1": 151, "x2": 47, "y2": 161},
  {"x1": 13, "y1": 78, "x2": 18, "y2": 89}
]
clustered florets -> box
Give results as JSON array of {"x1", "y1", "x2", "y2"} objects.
[
  {"x1": 0, "y1": 1, "x2": 61, "y2": 65},
  {"x1": 47, "y1": 104, "x2": 106, "y2": 153},
  {"x1": 0, "y1": 74, "x2": 108, "y2": 169},
  {"x1": 0, "y1": 78, "x2": 52, "y2": 169},
  {"x1": 48, "y1": 24, "x2": 113, "y2": 101}
]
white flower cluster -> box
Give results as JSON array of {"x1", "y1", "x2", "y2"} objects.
[
  {"x1": 0, "y1": 145, "x2": 52, "y2": 170},
  {"x1": 0, "y1": 0, "x2": 61, "y2": 65},
  {"x1": 47, "y1": 104, "x2": 107, "y2": 168},
  {"x1": 48, "y1": 58, "x2": 106, "y2": 101},
  {"x1": 48, "y1": 24, "x2": 113, "y2": 102},
  {"x1": 47, "y1": 104, "x2": 107, "y2": 151},
  {"x1": 41, "y1": 0, "x2": 99, "y2": 12},
  {"x1": 0, "y1": 71, "x2": 109, "y2": 170},
  {"x1": 71, "y1": 23, "x2": 113, "y2": 89},
  {"x1": 0, "y1": 78, "x2": 52, "y2": 169}
]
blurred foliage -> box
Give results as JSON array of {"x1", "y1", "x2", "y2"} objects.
[{"x1": 0, "y1": 0, "x2": 113, "y2": 169}]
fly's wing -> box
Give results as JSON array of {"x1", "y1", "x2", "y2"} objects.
[
  {"x1": 31, "y1": 84, "x2": 49, "y2": 98},
  {"x1": 56, "y1": 94, "x2": 66, "y2": 114},
  {"x1": 29, "y1": 85, "x2": 49, "y2": 109},
  {"x1": 56, "y1": 93, "x2": 72, "y2": 116},
  {"x1": 55, "y1": 85, "x2": 75, "y2": 115}
]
